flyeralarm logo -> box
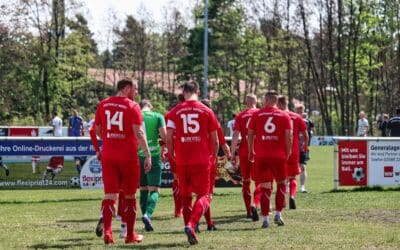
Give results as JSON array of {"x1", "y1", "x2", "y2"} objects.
[{"x1": 384, "y1": 166, "x2": 394, "y2": 178}]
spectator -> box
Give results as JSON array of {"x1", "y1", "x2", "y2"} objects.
[
  {"x1": 356, "y1": 111, "x2": 369, "y2": 137},
  {"x1": 52, "y1": 111, "x2": 63, "y2": 137},
  {"x1": 378, "y1": 114, "x2": 389, "y2": 137},
  {"x1": 387, "y1": 108, "x2": 400, "y2": 137},
  {"x1": 302, "y1": 113, "x2": 314, "y2": 146},
  {"x1": 68, "y1": 109, "x2": 83, "y2": 136},
  {"x1": 226, "y1": 114, "x2": 236, "y2": 137}
]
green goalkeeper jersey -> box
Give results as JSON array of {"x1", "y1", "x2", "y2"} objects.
[{"x1": 138, "y1": 110, "x2": 166, "y2": 157}]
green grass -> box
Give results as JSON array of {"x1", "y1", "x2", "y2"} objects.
[{"x1": 0, "y1": 146, "x2": 399, "y2": 249}]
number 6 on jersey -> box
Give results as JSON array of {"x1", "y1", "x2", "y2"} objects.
[{"x1": 264, "y1": 117, "x2": 276, "y2": 133}]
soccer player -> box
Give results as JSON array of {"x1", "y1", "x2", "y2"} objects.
[
  {"x1": 166, "y1": 81, "x2": 219, "y2": 245},
  {"x1": 387, "y1": 108, "x2": 400, "y2": 136},
  {"x1": 94, "y1": 78, "x2": 151, "y2": 245},
  {"x1": 277, "y1": 96, "x2": 308, "y2": 209},
  {"x1": 138, "y1": 99, "x2": 167, "y2": 232},
  {"x1": 295, "y1": 104, "x2": 310, "y2": 193},
  {"x1": 42, "y1": 156, "x2": 64, "y2": 180},
  {"x1": 248, "y1": 90, "x2": 292, "y2": 228},
  {"x1": 199, "y1": 99, "x2": 231, "y2": 232},
  {"x1": 0, "y1": 157, "x2": 10, "y2": 177},
  {"x1": 230, "y1": 94, "x2": 261, "y2": 220},
  {"x1": 165, "y1": 94, "x2": 185, "y2": 217}
]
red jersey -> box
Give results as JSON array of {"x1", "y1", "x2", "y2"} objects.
[
  {"x1": 248, "y1": 106, "x2": 292, "y2": 160},
  {"x1": 167, "y1": 100, "x2": 218, "y2": 165},
  {"x1": 234, "y1": 108, "x2": 258, "y2": 156},
  {"x1": 287, "y1": 111, "x2": 307, "y2": 163},
  {"x1": 94, "y1": 96, "x2": 142, "y2": 161}
]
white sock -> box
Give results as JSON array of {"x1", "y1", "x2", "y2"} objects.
[
  {"x1": 263, "y1": 216, "x2": 269, "y2": 223},
  {"x1": 275, "y1": 211, "x2": 281, "y2": 217}
]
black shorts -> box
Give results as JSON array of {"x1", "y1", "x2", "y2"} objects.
[{"x1": 299, "y1": 152, "x2": 309, "y2": 165}]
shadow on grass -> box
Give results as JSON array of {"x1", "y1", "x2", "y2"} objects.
[
  {"x1": 56, "y1": 218, "x2": 98, "y2": 223},
  {"x1": 116, "y1": 242, "x2": 189, "y2": 249},
  {"x1": 30, "y1": 241, "x2": 94, "y2": 249},
  {"x1": 0, "y1": 197, "x2": 100, "y2": 205},
  {"x1": 327, "y1": 186, "x2": 400, "y2": 193}
]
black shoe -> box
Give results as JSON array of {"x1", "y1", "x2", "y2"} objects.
[
  {"x1": 194, "y1": 223, "x2": 200, "y2": 233},
  {"x1": 5, "y1": 168, "x2": 9, "y2": 176},
  {"x1": 207, "y1": 224, "x2": 217, "y2": 231},
  {"x1": 142, "y1": 216, "x2": 154, "y2": 232},
  {"x1": 184, "y1": 226, "x2": 198, "y2": 245},
  {"x1": 289, "y1": 197, "x2": 296, "y2": 209},
  {"x1": 246, "y1": 211, "x2": 252, "y2": 218},
  {"x1": 95, "y1": 217, "x2": 103, "y2": 237},
  {"x1": 251, "y1": 206, "x2": 259, "y2": 221}
]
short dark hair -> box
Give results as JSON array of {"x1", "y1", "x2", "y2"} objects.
[
  {"x1": 53, "y1": 111, "x2": 58, "y2": 116},
  {"x1": 177, "y1": 94, "x2": 185, "y2": 102},
  {"x1": 140, "y1": 99, "x2": 152, "y2": 109},
  {"x1": 182, "y1": 81, "x2": 198, "y2": 94},
  {"x1": 201, "y1": 99, "x2": 211, "y2": 108},
  {"x1": 277, "y1": 95, "x2": 288, "y2": 106},
  {"x1": 265, "y1": 90, "x2": 279, "y2": 99},
  {"x1": 117, "y1": 78, "x2": 133, "y2": 91}
]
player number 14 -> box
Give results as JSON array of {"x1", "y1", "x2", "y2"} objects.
[
  {"x1": 105, "y1": 110, "x2": 123, "y2": 131},
  {"x1": 180, "y1": 113, "x2": 200, "y2": 134}
]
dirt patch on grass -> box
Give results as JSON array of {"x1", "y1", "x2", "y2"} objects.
[{"x1": 342, "y1": 210, "x2": 400, "y2": 224}]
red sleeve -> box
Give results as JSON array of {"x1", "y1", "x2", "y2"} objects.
[
  {"x1": 248, "y1": 115, "x2": 256, "y2": 131},
  {"x1": 89, "y1": 125, "x2": 100, "y2": 152},
  {"x1": 233, "y1": 113, "x2": 241, "y2": 131},
  {"x1": 130, "y1": 102, "x2": 143, "y2": 126},
  {"x1": 284, "y1": 113, "x2": 292, "y2": 130},
  {"x1": 95, "y1": 104, "x2": 102, "y2": 126},
  {"x1": 217, "y1": 125, "x2": 226, "y2": 145},
  {"x1": 207, "y1": 110, "x2": 218, "y2": 132},
  {"x1": 298, "y1": 116, "x2": 307, "y2": 132}
]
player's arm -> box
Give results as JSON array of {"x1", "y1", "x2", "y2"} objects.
[
  {"x1": 166, "y1": 128, "x2": 175, "y2": 163},
  {"x1": 285, "y1": 129, "x2": 293, "y2": 160},
  {"x1": 230, "y1": 130, "x2": 240, "y2": 162},
  {"x1": 210, "y1": 130, "x2": 219, "y2": 159},
  {"x1": 247, "y1": 129, "x2": 255, "y2": 162},
  {"x1": 133, "y1": 124, "x2": 152, "y2": 173},
  {"x1": 158, "y1": 126, "x2": 167, "y2": 161},
  {"x1": 301, "y1": 129, "x2": 309, "y2": 152}
]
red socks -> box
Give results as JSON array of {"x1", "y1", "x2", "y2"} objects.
[
  {"x1": 101, "y1": 199, "x2": 115, "y2": 237},
  {"x1": 253, "y1": 183, "x2": 261, "y2": 208},
  {"x1": 182, "y1": 195, "x2": 193, "y2": 225},
  {"x1": 242, "y1": 181, "x2": 251, "y2": 213},
  {"x1": 124, "y1": 198, "x2": 137, "y2": 238},
  {"x1": 289, "y1": 178, "x2": 297, "y2": 198},
  {"x1": 260, "y1": 187, "x2": 272, "y2": 216},
  {"x1": 275, "y1": 183, "x2": 286, "y2": 212},
  {"x1": 189, "y1": 195, "x2": 210, "y2": 228},
  {"x1": 117, "y1": 190, "x2": 125, "y2": 222},
  {"x1": 172, "y1": 179, "x2": 182, "y2": 216}
]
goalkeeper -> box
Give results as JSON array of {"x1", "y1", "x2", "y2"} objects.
[{"x1": 138, "y1": 99, "x2": 167, "y2": 232}]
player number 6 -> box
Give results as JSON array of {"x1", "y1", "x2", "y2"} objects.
[{"x1": 264, "y1": 117, "x2": 276, "y2": 133}]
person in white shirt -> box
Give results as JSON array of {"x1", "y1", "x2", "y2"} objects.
[
  {"x1": 52, "y1": 111, "x2": 63, "y2": 137},
  {"x1": 226, "y1": 114, "x2": 236, "y2": 137},
  {"x1": 357, "y1": 111, "x2": 369, "y2": 137}
]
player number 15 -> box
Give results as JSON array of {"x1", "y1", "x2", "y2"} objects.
[{"x1": 180, "y1": 113, "x2": 200, "y2": 134}]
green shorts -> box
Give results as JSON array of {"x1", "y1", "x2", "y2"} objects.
[{"x1": 140, "y1": 155, "x2": 162, "y2": 187}]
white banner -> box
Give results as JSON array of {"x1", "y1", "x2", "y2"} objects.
[
  {"x1": 80, "y1": 155, "x2": 103, "y2": 189},
  {"x1": 368, "y1": 141, "x2": 400, "y2": 186}
]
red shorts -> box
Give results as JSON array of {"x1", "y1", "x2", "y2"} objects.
[
  {"x1": 209, "y1": 158, "x2": 217, "y2": 194},
  {"x1": 239, "y1": 154, "x2": 253, "y2": 180},
  {"x1": 101, "y1": 157, "x2": 139, "y2": 196},
  {"x1": 287, "y1": 161, "x2": 300, "y2": 176},
  {"x1": 177, "y1": 164, "x2": 210, "y2": 197},
  {"x1": 48, "y1": 156, "x2": 64, "y2": 169},
  {"x1": 252, "y1": 158, "x2": 287, "y2": 183}
]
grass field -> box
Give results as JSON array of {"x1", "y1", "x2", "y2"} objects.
[{"x1": 0, "y1": 146, "x2": 399, "y2": 249}]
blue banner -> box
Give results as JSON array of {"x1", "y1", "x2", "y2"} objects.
[{"x1": 0, "y1": 139, "x2": 100, "y2": 156}]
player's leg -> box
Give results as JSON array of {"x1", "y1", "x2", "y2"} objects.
[
  {"x1": 31, "y1": 156, "x2": 39, "y2": 174},
  {"x1": 203, "y1": 159, "x2": 217, "y2": 231},
  {"x1": 121, "y1": 158, "x2": 143, "y2": 244},
  {"x1": 300, "y1": 153, "x2": 308, "y2": 192},
  {"x1": 287, "y1": 161, "x2": 300, "y2": 209},
  {"x1": 272, "y1": 159, "x2": 287, "y2": 226},
  {"x1": 254, "y1": 158, "x2": 272, "y2": 228},
  {"x1": 239, "y1": 156, "x2": 253, "y2": 218},
  {"x1": 139, "y1": 157, "x2": 149, "y2": 215},
  {"x1": 142, "y1": 155, "x2": 162, "y2": 231},
  {"x1": 170, "y1": 160, "x2": 182, "y2": 217},
  {"x1": 185, "y1": 165, "x2": 211, "y2": 245},
  {"x1": 100, "y1": 158, "x2": 120, "y2": 244},
  {"x1": 117, "y1": 190, "x2": 127, "y2": 238},
  {"x1": 0, "y1": 158, "x2": 10, "y2": 176}
]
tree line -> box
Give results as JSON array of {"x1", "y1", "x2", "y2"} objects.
[{"x1": 1, "y1": 0, "x2": 399, "y2": 135}]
